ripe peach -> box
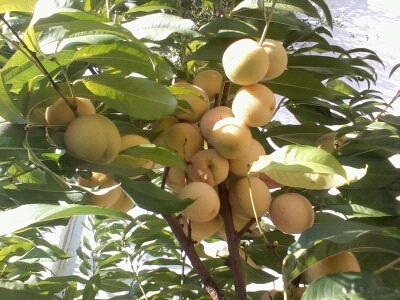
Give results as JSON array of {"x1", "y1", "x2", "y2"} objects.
[
  {"x1": 172, "y1": 82, "x2": 210, "y2": 122},
  {"x1": 232, "y1": 84, "x2": 276, "y2": 127},
  {"x1": 209, "y1": 117, "x2": 252, "y2": 159},
  {"x1": 178, "y1": 182, "x2": 220, "y2": 222},
  {"x1": 304, "y1": 251, "x2": 361, "y2": 284},
  {"x1": 261, "y1": 39, "x2": 288, "y2": 81},
  {"x1": 222, "y1": 38, "x2": 269, "y2": 85},
  {"x1": 64, "y1": 114, "x2": 121, "y2": 164},
  {"x1": 189, "y1": 148, "x2": 229, "y2": 186},
  {"x1": 199, "y1": 106, "x2": 234, "y2": 141},
  {"x1": 45, "y1": 97, "x2": 96, "y2": 126},
  {"x1": 78, "y1": 172, "x2": 122, "y2": 208},
  {"x1": 163, "y1": 122, "x2": 204, "y2": 161},
  {"x1": 229, "y1": 177, "x2": 271, "y2": 219},
  {"x1": 229, "y1": 139, "x2": 266, "y2": 176},
  {"x1": 269, "y1": 193, "x2": 314, "y2": 234}
]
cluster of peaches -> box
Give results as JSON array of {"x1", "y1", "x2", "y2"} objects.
[
  {"x1": 151, "y1": 38, "x2": 316, "y2": 242},
  {"x1": 43, "y1": 37, "x2": 315, "y2": 241}
]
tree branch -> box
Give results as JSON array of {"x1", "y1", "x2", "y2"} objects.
[
  {"x1": 162, "y1": 214, "x2": 227, "y2": 300},
  {"x1": 218, "y1": 181, "x2": 247, "y2": 300},
  {"x1": 160, "y1": 168, "x2": 226, "y2": 300}
]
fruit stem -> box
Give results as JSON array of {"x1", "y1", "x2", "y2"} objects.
[
  {"x1": 246, "y1": 175, "x2": 270, "y2": 246},
  {"x1": 0, "y1": 15, "x2": 79, "y2": 118},
  {"x1": 259, "y1": 0, "x2": 278, "y2": 45},
  {"x1": 218, "y1": 181, "x2": 247, "y2": 300},
  {"x1": 215, "y1": 80, "x2": 231, "y2": 108}
]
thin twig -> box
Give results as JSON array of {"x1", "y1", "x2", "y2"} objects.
[{"x1": 0, "y1": 15, "x2": 78, "y2": 117}]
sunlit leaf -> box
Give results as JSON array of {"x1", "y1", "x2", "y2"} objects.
[
  {"x1": 0, "y1": 204, "x2": 133, "y2": 236},
  {"x1": 264, "y1": 69, "x2": 332, "y2": 99},
  {"x1": 119, "y1": 144, "x2": 188, "y2": 171},
  {"x1": 0, "y1": 1, "x2": 38, "y2": 13},
  {"x1": 250, "y1": 145, "x2": 366, "y2": 189},
  {"x1": 302, "y1": 273, "x2": 400, "y2": 299},
  {"x1": 118, "y1": 178, "x2": 194, "y2": 214},
  {"x1": 79, "y1": 73, "x2": 177, "y2": 120},
  {"x1": 122, "y1": 13, "x2": 201, "y2": 40},
  {"x1": 0, "y1": 75, "x2": 26, "y2": 124}
]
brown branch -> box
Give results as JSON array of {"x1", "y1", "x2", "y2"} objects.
[
  {"x1": 161, "y1": 168, "x2": 226, "y2": 300},
  {"x1": 162, "y1": 214, "x2": 227, "y2": 300},
  {"x1": 218, "y1": 181, "x2": 247, "y2": 300}
]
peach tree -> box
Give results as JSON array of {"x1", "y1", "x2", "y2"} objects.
[{"x1": 0, "y1": 0, "x2": 399, "y2": 299}]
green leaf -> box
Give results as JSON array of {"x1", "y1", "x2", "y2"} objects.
[
  {"x1": 126, "y1": 0, "x2": 177, "y2": 14},
  {"x1": 250, "y1": 145, "x2": 367, "y2": 189},
  {"x1": 118, "y1": 178, "x2": 194, "y2": 214},
  {"x1": 119, "y1": 144, "x2": 188, "y2": 171},
  {"x1": 283, "y1": 226, "x2": 400, "y2": 283},
  {"x1": 263, "y1": 123, "x2": 332, "y2": 147},
  {"x1": 0, "y1": 0, "x2": 38, "y2": 13},
  {"x1": 82, "y1": 273, "x2": 101, "y2": 300},
  {"x1": 122, "y1": 13, "x2": 202, "y2": 41},
  {"x1": 0, "y1": 75, "x2": 26, "y2": 124},
  {"x1": 264, "y1": 69, "x2": 332, "y2": 99},
  {"x1": 72, "y1": 41, "x2": 172, "y2": 80},
  {"x1": 80, "y1": 73, "x2": 177, "y2": 120},
  {"x1": 0, "y1": 204, "x2": 133, "y2": 236},
  {"x1": 199, "y1": 18, "x2": 259, "y2": 38},
  {"x1": 0, "y1": 280, "x2": 51, "y2": 300},
  {"x1": 302, "y1": 272, "x2": 400, "y2": 299}
]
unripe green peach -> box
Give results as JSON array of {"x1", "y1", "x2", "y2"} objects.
[
  {"x1": 229, "y1": 176, "x2": 271, "y2": 219},
  {"x1": 261, "y1": 39, "x2": 288, "y2": 81},
  {"x1": 163, "y1": 122, "x2": 204, "y2": 161},
  {"x1": 269, "y1": 193, "x2": 314, "y2": 234},
  {"x1": 222, "y1": 38, "x2": 269, "y2": 86},
  {"x1": 209, "y1": 117, "x2": 252, "y2": 159},
  {"x1": 64, "y1": 114, "x2": 121, "y2": 164},
  {"x1": 229, "y1": 139, "x2": 266, "y2": 176},
  {"x1": 199, "y1": 106, "x2": 234, "y2": 141},
  {"x1": 304, "y1": 251, "x2": 361, "y2": 284},
  {"x1": 172, "y1": 82, "x2": 210, "y2": 122},
  {"x1": 232, "y1": 84, "x2": 276, "y2": 127},
  {"x1": 192, "y1": 69, "x2": 223, "y2": 99},
  {"x1": 45, "y1": 97, "x2": 96, "y2": 126},
  {"x1": 189, "y1": 148, "x2": 229, "y2": 186},
  {"x1": 178, "y1": 182, "x2": 220, "y2": 223}
]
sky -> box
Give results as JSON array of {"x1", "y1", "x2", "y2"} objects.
[{"x1": 327, "y1": 0, "x2": 400, "y2": 111}]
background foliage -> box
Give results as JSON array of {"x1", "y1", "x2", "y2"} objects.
[{"x1": 0, "y1": 0, "x2": 399, "y2": 299}]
